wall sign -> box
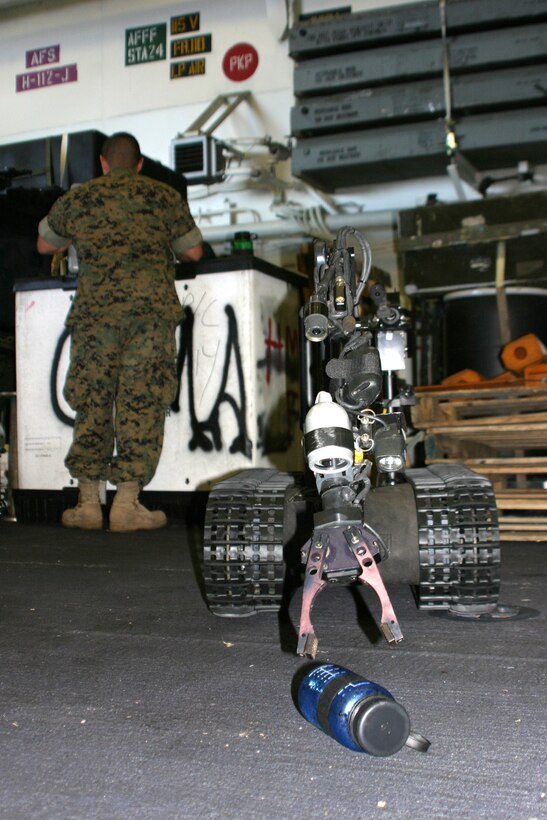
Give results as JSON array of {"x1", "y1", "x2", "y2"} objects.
[
  {"x1": 222, "y1": 43, "x2": 259, "y2": 82},
  {"x1": 26, "y1": 44, "x2": 60, "y2": 68},
  {"x1": 16, "y1": 64, "x2": 77, "y2": 92},
  {"x1": 123, "y1": 13, "x2": 210, "y2": 80},
  {"x1": 16, "y1": 42, "x2": 77, "y2": 93},
  {"x1": 170, "y1": 59, "x2": 206, "y2": 79},
  {"x1": 125, "y1": 23, "x2": 167, "y2": 65},
  {"x1": 168, "y1": 12, "x2": 210, "y2": 80},
  {"x1": 170, "y1": 12, "x2": 200, "y2": 35},
  {"x1": 171, "y1": 34, "x2": 211, "y2": 59}
]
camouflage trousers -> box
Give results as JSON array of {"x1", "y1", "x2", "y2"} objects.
[{"x1": 64, "y1": 317, "x2": 178, "y2": 486}]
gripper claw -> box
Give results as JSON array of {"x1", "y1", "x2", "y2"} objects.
[
  {"x1": 297, "y1": 632, "x2": 319, "y2": 659},
  {"x1": 297, "y1": 535, "x2": 328, "y2": 657},
  {"x1": 380, "y1": 620, "x2": 404, "y2": 646},
  {"x1": 343, "y1": 526, "x2": 404, "y2": 646}
]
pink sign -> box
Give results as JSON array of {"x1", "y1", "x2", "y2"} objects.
[
  {"x1": 26, "y1": 45, "x2": 60, "y2": 68},
  {"x1": 16, "y1": 64, "x2": 78, "y2": 92}
]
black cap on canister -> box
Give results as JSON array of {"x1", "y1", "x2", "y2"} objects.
[{"x1": 350, "y1": 696, "x2": 411, "y2": 757}]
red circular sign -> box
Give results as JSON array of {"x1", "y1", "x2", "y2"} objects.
[{"x1": 222, "y1": 43, "x2": 259, "y2": 82}]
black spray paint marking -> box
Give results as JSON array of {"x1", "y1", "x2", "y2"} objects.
[
  {"x1": 174, "y1": 305, "x2": 252, "y2": 457},
  {"x1": 51, "y1": 327, "x2": 74, "y2": 428},
  {"x1": 50, "y1": 305, "x2": 252, "y2": 457}
]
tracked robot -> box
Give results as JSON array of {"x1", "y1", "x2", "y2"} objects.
[{"x1": 202, "y1": 227, "x2": 501, "y2": 656}]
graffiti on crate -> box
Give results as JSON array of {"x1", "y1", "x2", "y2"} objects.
[
  {"x1": 50, "y1": 327, "x2": 73, "y2": 428},
  {"x1": 49, "y1": 304, "x2": 252, "y2": 458},
  {"x1": 172, "y1": 304, "x2": 252, "y2": 457},
  {"x1": 256, "y1": 316, "x2": 300, "y2": 454},
  {"x1": 258, "y1": 315, "x2": 299, "y2": 385}
]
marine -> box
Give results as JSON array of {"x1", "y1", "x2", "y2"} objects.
[{"x1": 37, "y1": 131, "x2": 203, "y2": 531}]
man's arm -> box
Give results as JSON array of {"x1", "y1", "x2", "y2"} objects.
[
  {"x1": 37, "y1": 235, "x2": 70, "y2": 254},
  {"x1": 170, "y1": 200, "x2": 204, "y2": 263},
  {"x1": 37, "y1": 215, "x2": 71, "y2": 255},
  {"x1": 176, "y1": 243, "x2": 204, "y2": 263}
]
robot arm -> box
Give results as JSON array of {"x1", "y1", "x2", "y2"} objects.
[{"x1": 297, "y1": 228, "x2": 407, "y2": 658}]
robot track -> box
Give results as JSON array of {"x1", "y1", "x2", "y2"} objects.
[
  {"x1": 406, "y1": 463, "x2": 500, "y2": 611},
  {"x1": 202, "y1": 464, "x2": 501, "y2": 617},
  {"x1": 202, "y1": 469, "x2": 297, "y2": 616}
]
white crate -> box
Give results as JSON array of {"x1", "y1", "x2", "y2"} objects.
[{"x1": 15, "y1": 263, "x2": 304, "y2": 492}]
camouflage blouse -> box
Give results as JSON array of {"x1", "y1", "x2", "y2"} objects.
[{"x1": 38, "y1": 167, "x2": 202, "y2": 325}]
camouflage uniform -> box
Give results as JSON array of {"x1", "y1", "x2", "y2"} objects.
[{"x1": 38, "y1": 167, "x2": 202, "y2": 486}]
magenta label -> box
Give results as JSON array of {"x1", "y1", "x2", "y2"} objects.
[
  {"x1": 16, "y1": 63, "x2": 78, "y2": 92},
  {"x1": 25, "y1": 45, "x2": 60, "y2": 68}
]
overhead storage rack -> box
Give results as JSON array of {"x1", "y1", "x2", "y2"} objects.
[
  {"x1": 288, "y1": 0, "x2": 547, "y2": 58},
  {"x1": 292, "y1": 107, "x2": 547, "y2": 189},
  {"x1": 291, "y1": 65, "x2": 547, "y2": 136},
  {"x1": 289, "y1": 1, "x2": 547, "y2": 190}
]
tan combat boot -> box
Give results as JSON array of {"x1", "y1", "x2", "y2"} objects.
[
  {"x1": 109, "y1": 481, "x2": 167, "y2": 533},
  {"x1": 62, "y1": 479, "x2": 103, "y2": 530}
]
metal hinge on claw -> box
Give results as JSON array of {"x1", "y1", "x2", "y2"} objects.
[{"x1": 297, "y1": 526, "x2": 403, "y2": 658}]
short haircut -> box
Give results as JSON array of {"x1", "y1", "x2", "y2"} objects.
[{"x1": 101, "y1": 132, "x2": 142, "y2": 169}]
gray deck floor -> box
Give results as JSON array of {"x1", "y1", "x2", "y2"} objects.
[{"x1": 0, "y1": 519, "x2": 545, "y2": 819}]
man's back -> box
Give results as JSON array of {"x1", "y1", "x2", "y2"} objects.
[{"x1": 46, "y1": 167, "x2": 195, "y2": 323}]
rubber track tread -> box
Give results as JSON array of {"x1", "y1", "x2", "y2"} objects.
[
  {"x1": 405, "y1": 464, "x2": 500, "y2": 609},
  {"x1": 203, "y1": 470, "x2": 295, "y2": 615}
]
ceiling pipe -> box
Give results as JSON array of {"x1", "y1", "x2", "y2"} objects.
[{"x1": 199, "y1": 210, "x2": 397, "y2": 243}]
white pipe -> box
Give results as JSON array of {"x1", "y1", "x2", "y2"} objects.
[{"x1": 198, "y1": 210, "x2": 396, "y2": 243}]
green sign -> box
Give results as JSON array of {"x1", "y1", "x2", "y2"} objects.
[{"x1": 125, "y1": 23, "x2": 167, "y2": 66}]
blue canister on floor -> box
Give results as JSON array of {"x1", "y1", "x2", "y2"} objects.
[{"x1": 298, "y1": 664, "x2": 419, "y2": 756}]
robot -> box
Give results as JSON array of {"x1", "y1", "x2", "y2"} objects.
[{"x1": 202, "y1": 228, "x2": 501, "y2": 655}]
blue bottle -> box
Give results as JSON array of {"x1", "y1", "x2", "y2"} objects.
[{"x1": 298, "y1": 664, "x2": 428, "y2": 756}]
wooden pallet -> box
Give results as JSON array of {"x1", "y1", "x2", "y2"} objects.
[
  {"x1": 412, "y1": 384, "x2": 547, "y2": 458},
  {"x1": 496, "y1": 490, "x2": 547, "y2": 541},
  {"x1": 495, "y1": 490, "x2": 547, "y2": 542},
  {"x1": 412, "y1": 383, "x2": 547, "y2": 425},
  {"x1": 412, "y1": 384, "x2": 547, "y2": 541},
  {"x1": 426, "y1": 457, "x2": 547, "y2": 488},
  {"x1": 493, "y1": 516, "x2": 547, "y2": 542}
]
